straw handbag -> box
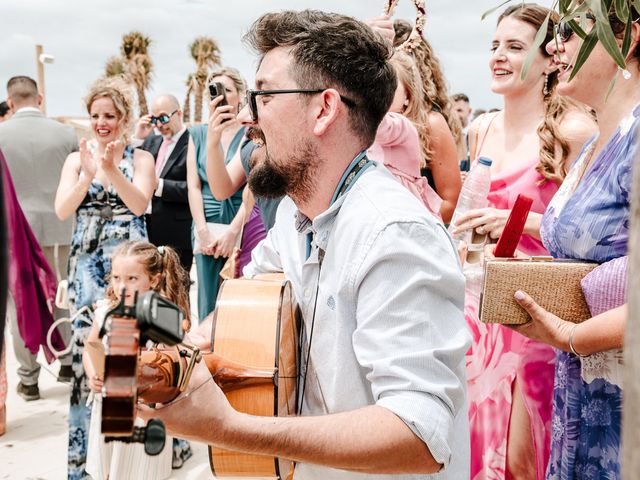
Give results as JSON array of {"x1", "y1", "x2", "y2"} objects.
[{"x1": 480, "y1": 257, "x2": 598, "y2": 325}]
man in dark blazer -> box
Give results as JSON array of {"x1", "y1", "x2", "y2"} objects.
[{"x1": 136, "y1": 94, "x2": 193, "y2": 272}]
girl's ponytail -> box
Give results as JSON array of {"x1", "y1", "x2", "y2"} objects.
[
  {"x1": 109, "y1": 241, "x2": 191, "y2": 331},
  {"x1": 156, "y1": 245, "x2": 191, "y2": 331}
]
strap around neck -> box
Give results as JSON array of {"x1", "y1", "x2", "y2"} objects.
[{"x1": 329, "y1": 151, "x2": 374, "y2": 205}]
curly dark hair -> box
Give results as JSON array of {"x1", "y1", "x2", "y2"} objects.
[{"x1": 243, "y1": 10, "x2": 397, "y2": 147}]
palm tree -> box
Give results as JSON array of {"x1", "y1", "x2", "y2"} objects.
[
  {"x1": 104, "y1": 56, "x2": 126, "y2": 78},
  {"x1": 120, "y1": 31, "x2": 153, "y2": 116},
  {"x1": 188, "y1": 36, "x2": 221, "y2": 123},
  {"x1": 183, "y1": 73, "x2": 198, "y2": 124}
]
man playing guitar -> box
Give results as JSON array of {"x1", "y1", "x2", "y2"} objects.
[{"x1": 140, "y1": 10, "x2": 471, "y2": 479}]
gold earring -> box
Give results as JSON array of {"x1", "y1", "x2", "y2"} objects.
[{"x1": 542, "y1": 73, "x2": 549, "y2": 96}]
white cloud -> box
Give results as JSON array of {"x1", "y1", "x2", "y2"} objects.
[{"x1": 0, "y1": 0, "x2": 552, "y2": 117}]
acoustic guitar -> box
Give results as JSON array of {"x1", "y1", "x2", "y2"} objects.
[
  {"x1": 208, "y1": 276, "x2": 299, "y2": 478},
  {"x1": 101, "y1": 276, "x2": 300, "y2": 479}
]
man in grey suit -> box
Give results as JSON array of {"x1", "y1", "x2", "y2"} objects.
[{"x1": 0, "y1": 76, "x2": 77, "y2": 400}]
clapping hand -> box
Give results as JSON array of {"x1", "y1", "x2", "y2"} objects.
[
  {"x1": 79, "y1": 138, "x2": 97, "y2": 178},
  {"x1": 100, "y1": 140, "x2": 124, "y2": 172}
]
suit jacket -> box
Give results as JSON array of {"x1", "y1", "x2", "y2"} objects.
[
  {"x1": 141, "y1": 130, "x2": 192, "y2": 249},
  {"x1": 0, "y1": 110, "x2": 78, "y2": 246}
]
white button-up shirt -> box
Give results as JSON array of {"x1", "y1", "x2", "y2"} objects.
[{"x1": 244, "y1": 165, "x2": 471, "y2": 479}]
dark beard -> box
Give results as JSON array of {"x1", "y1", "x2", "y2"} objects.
[{"x1": 248, "y1": 139, "x2": 319, "y2": 204}]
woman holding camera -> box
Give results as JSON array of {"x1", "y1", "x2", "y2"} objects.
[
  {"x1": 187, "y1": 67, "x2": 261, "y2": 320},
  {"x1": 55, "y1": 76, "x2": 155, "y2": 479}
]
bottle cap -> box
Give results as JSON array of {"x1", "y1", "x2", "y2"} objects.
[{"x1": 478, "y1": 156, "x2": 492, "y2": 166}]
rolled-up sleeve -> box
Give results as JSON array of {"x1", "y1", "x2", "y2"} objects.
[{"x1": 351, "y1": 220, "x2": 470, "y2": 468}]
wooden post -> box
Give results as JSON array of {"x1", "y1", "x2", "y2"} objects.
[
  {"x1": 35, "y1": 44, "x2": 46, "y2": 116},
  {"x1": 622, "y1": 122, "x2": 640, "y2": 478}
]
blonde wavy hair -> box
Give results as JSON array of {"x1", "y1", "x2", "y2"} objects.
[
  {"x1": 84, "y1": 76, "x2": 134, "y2": 144},
  {"x1": 499, "y1": 4, "x2": 588, "y2": 184},
  {"x1": 390, "y1": 51, "x2": 432, "y2": 168},
  {"x1": 393, "y1": 19, "x2": 464, "y2": 161},
  {"x1": 105, "y1": 241, "x2": 191, "y2": 331}
]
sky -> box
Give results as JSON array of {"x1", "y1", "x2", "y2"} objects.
[{"x1": 0, "y1": 0, "x2": 553, "y2": 119}]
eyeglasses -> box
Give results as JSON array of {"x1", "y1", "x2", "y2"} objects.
[
  {"x1": 150, "y1": 110, "x2": 178, "y2": 126},
  {"x1": 245, "y1": 89, "x2": 356, "y2": 122},
  {"x1": 557, "y1": 12, "x2": 596, "y2": 42}
]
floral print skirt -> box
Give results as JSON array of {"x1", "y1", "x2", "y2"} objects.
[{"x1": 546, "y1": 351, "x2": 622, "y2": 480}]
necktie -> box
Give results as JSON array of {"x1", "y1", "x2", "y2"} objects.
[{"x1": 155, "y1": 137, "x2": 174, "y2": 177}]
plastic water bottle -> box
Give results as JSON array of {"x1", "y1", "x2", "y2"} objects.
[{"x1": 448, "y1": 156, "x2": 492, "y2": 249}]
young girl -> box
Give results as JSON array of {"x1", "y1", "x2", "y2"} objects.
[{"x1": 83, "y1": 241, "x2": 191, "y2": 480}]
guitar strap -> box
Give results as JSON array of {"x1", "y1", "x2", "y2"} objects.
[{"x1": 297, "y1": 151, "x2": 374, "y2": 414}]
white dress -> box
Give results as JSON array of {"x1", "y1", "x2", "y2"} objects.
[{"x1": 85, "y1": 301, "x2": 173, "y2": 480}]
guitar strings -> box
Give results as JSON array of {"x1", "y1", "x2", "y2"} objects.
[{"x1": 146, "y1": 375, "x2": 214, "y2": 409}]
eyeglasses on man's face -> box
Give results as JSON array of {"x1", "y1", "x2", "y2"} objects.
[
  {"x1": 557, "y1": 12, "x2": 596, "y2": 43},
  {"x1": 244, "y1": 89, "x2": 356, "y2": 122},
  {"x1": 150, "y1": 109, "x2": 178, "y2": 126}
]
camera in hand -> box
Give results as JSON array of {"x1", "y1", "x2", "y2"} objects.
[
  {"x1": 102, "y1": 290, "x2": 184, "y2": 346},
  {"x1": 208, "y1": 81, "x2": 228, "y2": 106},
  {"x1": 100, "y1": 290, "x2": 184, "y2": 455}
]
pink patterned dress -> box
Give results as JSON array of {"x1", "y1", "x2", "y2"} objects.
[{"x1": 467, "y1": 114, "x2": 558, "y2": 480}]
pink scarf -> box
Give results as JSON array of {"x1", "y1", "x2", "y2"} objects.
[{"x1": 1, "y1": 149, "x2": 63, "y2": 362}]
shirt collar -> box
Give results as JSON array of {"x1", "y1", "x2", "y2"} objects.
[
  {"x1": 15, "y1": 107, "x2": 41, "y2": 114},
  {"x1": 164, "y1": 126, "x2": 186, "y2": 142},
  {"x1": 294, "y1": 151, "x2": 376, "y2": 253}
]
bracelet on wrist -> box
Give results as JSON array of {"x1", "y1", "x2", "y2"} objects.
[{"x1": 568, "y1": 324, "x2": 588, "y2": 357}]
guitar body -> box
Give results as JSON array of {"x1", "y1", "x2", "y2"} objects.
[{"x1": 209, "y1": 276, "x2": 299, "y2": 479}]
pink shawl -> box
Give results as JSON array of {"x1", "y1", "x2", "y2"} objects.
[{"x1": 1, "y1": 149, "x2": 63, "y2": 362}]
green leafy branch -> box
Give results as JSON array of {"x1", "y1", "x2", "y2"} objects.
[{"x1": 483, "y1": 0, "x2": 638, "y2": 92}]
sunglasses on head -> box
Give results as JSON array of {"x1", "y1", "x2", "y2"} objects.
[
  {"x1": 557, "y1": 12, "x2": 596, "y2": 42},
  {"x1": 149, "y1": 109, "x2": 178, "y2": 126}
]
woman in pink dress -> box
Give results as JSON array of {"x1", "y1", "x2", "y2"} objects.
[
  {"x1": 368, "y1": 112, "x2": 442, "y2": 218},
  {"x1": 451, "y1": 4, "x2": 596, "y2": 479}
]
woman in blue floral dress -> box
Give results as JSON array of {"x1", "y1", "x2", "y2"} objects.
[
  {"x1": 55, "y1": 77, "x2": 156, "y2": 479},
  {"x1": 511, "y1": 6, "x2": 640, "y2": 479}
]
